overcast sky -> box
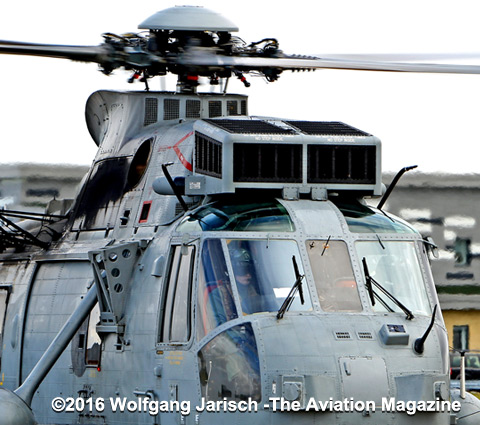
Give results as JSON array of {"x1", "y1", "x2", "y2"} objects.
[{"x1": 1, "y1": 0, "x2": 480, "y2": 174}]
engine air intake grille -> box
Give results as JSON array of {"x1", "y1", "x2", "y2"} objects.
[
  {"x1": 287, "y1": 121, "x2": 370, "y2": 136},
  {"x1": 164, "y1": 99, "x2": 179, "y2": 120},
  {"x1": 144, "y1": 98, "x2": 158, "y2": 126},
  {"x1": 233, "y1": 143, "x2": 302, "y2": 183},
  {"x1": 186, "y1": 100, "x2": 201, "y2": 118},
  {"x1": 209, "y1": 101, "x2": 222, "y2": 118},
  {"x1": 227, "y1": 101, "x2": 239, "y2": 116},
  {"x1": 241, "y1": 100, "x2": 247, "y2": 116},
  {"x1": 195, "y1": 133, "x2": 222, "y2": 178},
  {"x1": 308, "y1": 145, "x2": 376, "y2": 184},
  {"x1": 205, "y1": 119, "x2": 294, "y2": 135}
]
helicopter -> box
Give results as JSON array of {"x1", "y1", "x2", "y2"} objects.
[{"x1": 1, "y1": 4, "x2": 480, "y2": 425}]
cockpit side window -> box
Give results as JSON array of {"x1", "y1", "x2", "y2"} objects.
[
  {"x1": 198, "y1": 323, "x2": 261, "y2": 402},
  {"x1": 127, "y1": 138, "x2": 152, "y2": 190},
  {"x1": 306, "y1": 240, "x2": 363, "y2": 312},
  {"x1": 159, "y1": 245, "x2": 195, "y2": 343},
  {"x1": 197, "y1": 239, "x2": 238, "y2": 341}
]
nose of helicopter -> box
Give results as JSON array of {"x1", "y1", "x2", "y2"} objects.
[{"x1": 0, "y1": 388, "x2": 36, "y2": 425}]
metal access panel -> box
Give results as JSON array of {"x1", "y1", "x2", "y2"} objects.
[
  {"x1": 22, "y1": 261, "x2": 92, "y2": 378},
  {"x1": 21, "y1": 261, "x2": 92, "y2": 420},
  {"x1": 339, "y1": 356, "x2": 389, "y2": 405}
]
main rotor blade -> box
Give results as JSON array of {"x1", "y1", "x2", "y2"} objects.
[
  {"x1": 3, "y1": 39, "x2": 480, "y2": 76},
  {"x1": 311, "y1": 52, "x2": 480, "y2": 62},
  {"x1": 184, "y1": 51, "x2": 480, "y2": 74},
  {"x1": 306, "y1": 56, "x2": 480, "y2": 74},
  {"x1": 0, "y1": 40, "x2": 110, "y2": 63}
]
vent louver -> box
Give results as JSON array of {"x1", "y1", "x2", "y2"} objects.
[
  {"x1": 357, "y1": 332, "x2": 374, "y2": 340},
  {"x1": 308, "y1": 145, "x2": 376, "y2": 184},
  {"x1": 233, "y1": 143, "x2": 302, "y2": 183},
  {"x1": 334, "y1": 331, "x2": 352, "y2": 340},
  {"x1": 195, "y1": 133, "x2": 223, "y2": 178}
]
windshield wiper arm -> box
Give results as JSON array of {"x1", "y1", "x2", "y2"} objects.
[
  {"x1": 362, "y1": 258, "x2": 395, "y2": 312},
  {"x1": 373, "y1": 291, "x2": 395, "y2": 312},
  {"x1": 362, "y1": 257, "x2": 376, "y2": 306},
  {"x1": 362, "y1": 257, "x2": 414, "y2": 320},
  {"x1": 373, "y1": 278, "x2": 414, "y2": 320},
  {"x1": 277, "y1": 255, "x2": 305, "y2": 320}
]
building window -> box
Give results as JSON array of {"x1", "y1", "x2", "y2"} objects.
[
  {"x1": 454, "y1": 238, "x2": 471, "y2": 266},
  {"x1": 453, "y1": 325, "x2": 469, "y2": 350}
]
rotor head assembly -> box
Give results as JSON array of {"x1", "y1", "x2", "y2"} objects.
[{"x1": 1, "y1": 6, "x2": 480, "y2": 92}]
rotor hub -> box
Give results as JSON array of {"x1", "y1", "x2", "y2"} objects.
[{"x1": 138, "y1": 6, "x2": 238, "y2": 32}]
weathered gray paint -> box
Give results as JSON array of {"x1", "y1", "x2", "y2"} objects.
[{"x1": 0, "y1": 91, "x2": 476, "y2": 424}]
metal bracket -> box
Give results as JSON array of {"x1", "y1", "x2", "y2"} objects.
[
  {"x1": 282, "y1": 187, "x2": 300, "y2": 201},
  {"x1": 88, "y1": 241, "x2": 140, "y2": 334}
]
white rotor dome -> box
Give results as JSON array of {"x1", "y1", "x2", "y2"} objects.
[{"x1": 138, "y1": 6, "x2": 239, "y2": 32}]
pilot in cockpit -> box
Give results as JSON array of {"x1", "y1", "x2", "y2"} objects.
[{"x1": 230, "y1": 247, "x2": 264, "y2": 314}]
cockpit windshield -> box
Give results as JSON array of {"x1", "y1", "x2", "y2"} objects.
[
  {"x1": 197, "y1": 237, "x2": 312, "y2": 339},
  {"x1": 227, "y1": 239, "x2": 312, "y2": 315},
  {"x1": 334, "y1": 200, "x2": 419, "y2": 234},
  {"x1": 177, "y1": 199, "x2": 294, "y2": 232},
  {"x1": 306, "y1": 240, "x2": 363, "y2": 312},
  {"x1": 356, "y1": 241, "x2": 431, "y2": 316}
]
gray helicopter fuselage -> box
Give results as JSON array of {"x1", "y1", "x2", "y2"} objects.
[{"x1": 0, "y1": 90, "x2": 455, "y2": 425}]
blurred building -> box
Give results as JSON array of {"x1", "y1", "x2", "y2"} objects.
[
  {"x1": 382, "y1": 172, "x2": 480, "y2": 351},
  {"x1": 0, "y1": 163, "x2": 88, "y2": 212}
]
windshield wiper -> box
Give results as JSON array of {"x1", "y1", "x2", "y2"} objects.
[
  {"x1": 376, "y1": 234, "x2": 385, "y2": 250},
  {"x1": 362, "y1": 257, "x2": 414, "y2": 320},
  {"x1": 362, "y1": 257, "x2": 393, "y2": 312},
  {"x1": 277, "y1": 255, "x2": 305, "y2": 320},
  {"x1": 362, "y1": 257, "x2": 376, "y2": 306},
  {"x1": 321, "y1": 236, "x2": 331, "y2": 256}
]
